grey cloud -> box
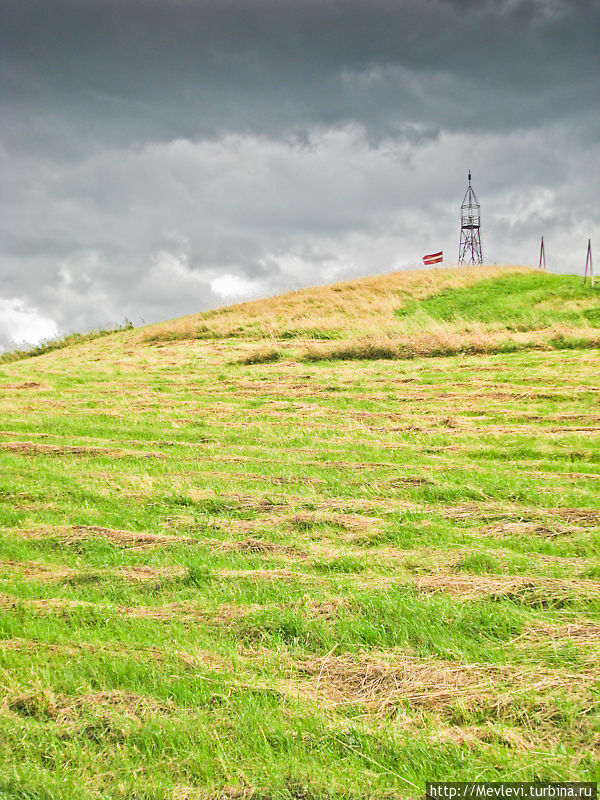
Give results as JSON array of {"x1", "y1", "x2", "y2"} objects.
[{"x1": 2, "y1": 0, "x2": 598, "y2": 148}]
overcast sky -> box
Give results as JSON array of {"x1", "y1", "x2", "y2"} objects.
[{"x1": 1, "y1": 0, "x2": 599, "y2": 349}]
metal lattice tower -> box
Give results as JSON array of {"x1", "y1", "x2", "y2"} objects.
[{"x1": 458, "y1": 171, "x2": 483, "y2": 265}]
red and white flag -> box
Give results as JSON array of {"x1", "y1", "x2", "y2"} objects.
[{"x1": 423, "y1": 251, "x2": 443, "y2": 265}]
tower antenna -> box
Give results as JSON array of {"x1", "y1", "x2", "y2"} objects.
[
  {"x1": 458, "y1": 171, "x2": 483, "y2": 265},
  {"x1": 584, "y1": 239, "x2": 594, "y2": 287},
  {"x1": 539, "y1": 236, "x2": 546, "y2": 270}
]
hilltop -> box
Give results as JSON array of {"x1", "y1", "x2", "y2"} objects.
[
  {"x1": 0, "y1": 265, "x2": 599, "y2": 799},
  {"x1": 141, "y1": 264, "x2": 599, "y2": 359},
  {"x1": 3, "y1": 265, "x2": 599, "y2": 367}
]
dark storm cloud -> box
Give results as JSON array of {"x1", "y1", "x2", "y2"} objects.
[
  {"x1": 0, "y1": 0, "x2": 599, "y2": 348},
  {"x1": 3, "y1": 0, "x2": 598, "y2": 145}
]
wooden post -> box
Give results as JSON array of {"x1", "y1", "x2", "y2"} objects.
[
  {"x1": 538, "y1": 237, "x2": 546, "y2": 270},
  {"x1": 584, "y1": 239, "x2": 594, "y2": 287}
]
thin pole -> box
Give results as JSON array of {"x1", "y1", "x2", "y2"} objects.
[
  {"x1": 584, "y1": 239, "x2": 594, "y2": 287},
  {"x1": 538, "y1": 237, "x2": 546, "y2": 270}
]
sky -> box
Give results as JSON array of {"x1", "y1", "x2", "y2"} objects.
[{"x1": 1, "y1": 0, "x2": 599, "y2": 349}]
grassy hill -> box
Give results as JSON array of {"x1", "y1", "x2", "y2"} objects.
[
  {"x1": 0, "y1": 265, "x2": 599, "y2": 799},
  {"x1": 141, "y1": 265, "x2": 600, "y2": 359}
]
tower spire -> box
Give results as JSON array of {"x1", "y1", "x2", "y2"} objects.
[{"x1": 458, "y1": 171, "x2": 483, "y2": 265}]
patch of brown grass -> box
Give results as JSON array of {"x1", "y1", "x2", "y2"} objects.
[
  {"x1": 295, "y1": 597, "x2": 348, "y2": 620},
  {"x1": 5, "y1": 689, "x2": 171, "y2": 724},
  {"x1": 512, "y1": 620, "x2": 600, "y2": 646},
  {"x1": 0, "y1": 593, "x2": 258, "y2": 624},
  {"x1": 288, "y1": 511, "x2": 382, "y2": 535},
  {"x1": 172, "y1": 786, "x2": 252, "y2": 800},
  {"x1": 188, "y1": 469, "x2": 325, "y2": 487},
  {"x1": 0, "y1": 560, "x2": 185, "y2": 586},
  {"x1": 553, "y1": 508, "x2": 600, "y2": 525},
  {"x1": 224, "y1": 512, "x2": 383, "y2": 546},
  {"x1": 409, "y1": 574, "x2": 600, "y2": 605},
  {"x1": 0, "y1": 637, "x2": 230, "y2": 671},
  {"x1": 481, "y1": 521, "x2": 586, "y2": 539},
  {"x1": 296, "y1": 652, "x2": 595, "y2": 719},
  {"x1": 214, "y1": 568, "x2": 299, "y2": 583},
  {"x1": 0, "y1": 441, "x2": 167, "y2": 460},
  {"x1": 13, "y1": 525, "x2": 196, "y2": 549},
  {"x1": 0, "y1": 560, "x2": 75, "y2": 582},
  {"x1": 208, "y1": 537, "x2": 306, "y2": 558},
  {"x1": 185, "y1": 490, "x2": 289, "y2": 512},
  {"x1": 0, "y1": 381, "x2": 45, "y2": 390},
  {"x1": 442, "y1": 503, "x2": 600, "y2": 527}
]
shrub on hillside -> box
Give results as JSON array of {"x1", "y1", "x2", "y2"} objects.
[{"x1": 239, "y1": 347, "x2": 282, "y2": 365}]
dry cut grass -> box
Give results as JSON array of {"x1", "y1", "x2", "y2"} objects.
[
  {"x1": 297, "y1": 652, "x2": 595, "y2": 719},
  {"x1": 140, "y1": 265, "x2": 530, "y2": 343}
]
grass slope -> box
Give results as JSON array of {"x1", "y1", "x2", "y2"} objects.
[
  {"x1": 0, "y1": 266, "x2": 599, "y2": 799},
  {"x1": 140, "y1": 266, "x2": 600, "y2": 361}
]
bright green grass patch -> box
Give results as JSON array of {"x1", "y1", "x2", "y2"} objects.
[
  {"x1": 239, "y1": 588, "x2": 528, "y2": 659},
  {"x1": 395, "y1": 272, "x2": 600, "y2": 330}
]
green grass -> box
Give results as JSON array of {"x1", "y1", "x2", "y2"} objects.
[
  {"x1": 1, "y1": 267, "x2": 599, "y2": 798},
  {"x1": 395, "y1": 272, "x2": 600, "y2": 331}
]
